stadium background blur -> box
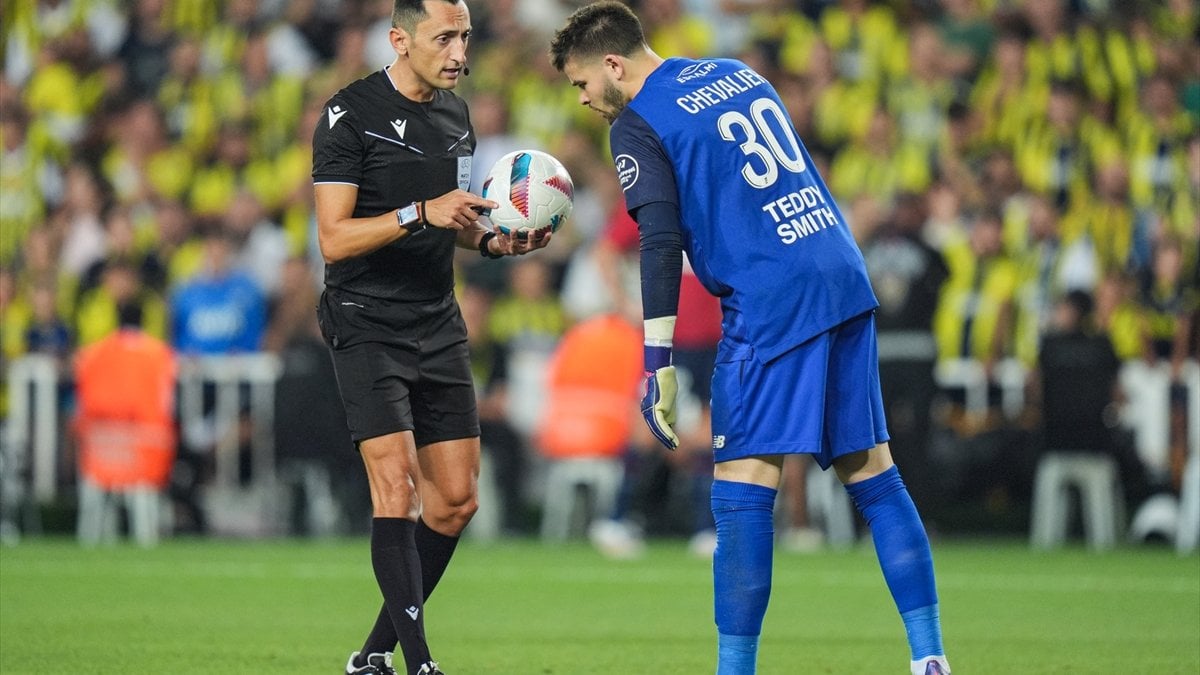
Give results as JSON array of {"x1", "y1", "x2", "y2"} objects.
[{"x1": 0, "y1": 0, "x2": 1196, "y2": 544}]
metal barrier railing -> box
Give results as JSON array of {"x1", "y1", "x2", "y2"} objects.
[
  {"x1": 5, "y1": 354, "x2": 60, "y2": 502},
  {"x1": 176, "y1": 353, "x2": 282, "y2": 492},
  {"x1": 4, "y1": 352, "x2": 281, "y2": 506}
]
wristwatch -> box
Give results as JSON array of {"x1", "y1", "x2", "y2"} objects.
[{"x1": 396, "y1": 203, "x2": 425, "y2": 235}]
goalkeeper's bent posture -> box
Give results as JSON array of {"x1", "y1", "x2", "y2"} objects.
[{"x1": 551, "y1": 3, "x2": 950, "y2": 674}]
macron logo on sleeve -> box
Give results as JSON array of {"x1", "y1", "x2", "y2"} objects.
[{"x1": 327, "y1": 105, "x2": 347, "y2": 128}]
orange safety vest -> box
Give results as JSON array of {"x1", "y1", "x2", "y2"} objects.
[
  {"x1": 74, "y1": 329, "x2": 177, "y2": 489},
  {"x1": 536, "y1": 315, "x2": 643, "y2": 459}
]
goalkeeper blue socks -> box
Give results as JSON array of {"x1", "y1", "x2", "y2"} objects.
[
  {"x1": 901, "y1": 605, "x2": 944, "y2": 662},
  {"x1": 711, "y1": 479, "x2": 777, "y2": 674},
  {"x1": 845, "y1": 466, "x2": 943, "y2": 660},
  {"x1": 717, "y1": 634, "x2": 759, "y2": 675}
]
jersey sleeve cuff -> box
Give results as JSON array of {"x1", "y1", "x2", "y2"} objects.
[{"x1": 312, "y1": 175, "x2": 361, "y2": 186}]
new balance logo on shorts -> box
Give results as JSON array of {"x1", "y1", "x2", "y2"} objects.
[{"x1": 712, "y1": 435, "x2": 726, "y2": 449}]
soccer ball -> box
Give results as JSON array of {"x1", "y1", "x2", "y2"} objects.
[{"x1": 482, "y1": 149, "x2": 574, "y2": 235}]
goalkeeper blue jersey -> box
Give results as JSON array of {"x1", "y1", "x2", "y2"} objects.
[{"x1": 611, "y1": 57, "x2": 878, "y2": 363}]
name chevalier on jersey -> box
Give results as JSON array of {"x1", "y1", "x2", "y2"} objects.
[{"x1": 676, "y1": 68, "x2": 841, "y2": 246}]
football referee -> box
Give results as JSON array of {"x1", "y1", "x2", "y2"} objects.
[{"x1": 311, "y1": 2, "x2": 550, "y2": 674}]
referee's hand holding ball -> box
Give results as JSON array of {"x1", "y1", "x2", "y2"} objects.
[{"x1": 422, "y1": 189, "x2": 552, "y2": 256}]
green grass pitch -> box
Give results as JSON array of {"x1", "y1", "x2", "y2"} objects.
[{"x1": 1, "y1": 537, "x2": 1197, "y2": 673}]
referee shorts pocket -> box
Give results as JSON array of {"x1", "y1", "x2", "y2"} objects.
[{"x1": 317, "y1": 290, "x2": 339, "y2": 349}]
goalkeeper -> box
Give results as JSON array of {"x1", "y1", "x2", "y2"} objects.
[{"x1": 551, "y1": 3, "x2": 950, "y2": 674}]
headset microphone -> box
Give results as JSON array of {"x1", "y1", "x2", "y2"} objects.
[{"x1": 463, "y1": 65, "x2": 470, "y2": 76}]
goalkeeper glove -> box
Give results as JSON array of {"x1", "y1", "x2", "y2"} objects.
[{"x1": 641, "y1": 365, "x2": 680, "y2": 450}]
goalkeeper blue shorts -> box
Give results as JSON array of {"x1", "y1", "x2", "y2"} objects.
[{"x1": 709, "y1": 311, "x2": 889, "y2": 469}]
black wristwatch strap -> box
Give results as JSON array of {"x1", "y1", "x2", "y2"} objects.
[{"x1": 478, "y1": 231, "x2": 503, "y2": 259}]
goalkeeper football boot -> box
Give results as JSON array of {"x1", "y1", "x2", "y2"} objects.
[
  {"x1": 416, "y1": 660, "x2": 444, "y2": 675},
  {"x1": 911, "y1": 656, "x2": 950, "y2": 675},
  {"x1": 344, "y1": 651, "x2": 397, "y2": 675}
]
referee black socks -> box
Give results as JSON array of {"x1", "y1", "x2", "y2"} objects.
[
  {"x1": 415, "y1": 517, "x2": 460, "y2": 600},
  {"x1": 368, "y1": 517, "x2": 432, "y2": 673}
]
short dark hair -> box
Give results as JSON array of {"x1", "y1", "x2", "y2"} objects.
[
  {"x1": 116, "y1": 300, "x2": 144, "y2": 329},
  {"x1": 392, "y1": 0, "x2": 461, "y2": 35},
  {"x1": 1062, "y1": 289, "x2": 1094, "y2": 321},
  {"x1": 550, "y1": 1, "x2": 646, "y2": 72}
]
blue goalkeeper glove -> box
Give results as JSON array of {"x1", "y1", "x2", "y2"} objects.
[{"x1": 641, "y1": 344, "x2": 679, "y2": 450}]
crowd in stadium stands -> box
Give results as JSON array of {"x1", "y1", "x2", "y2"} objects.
[{"x1": 0, "y1": 0, "x2": 1196, "y2": 538}]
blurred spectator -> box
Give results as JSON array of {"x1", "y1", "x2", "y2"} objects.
[
  {"x1": 460, "y1": 282, "x2": 532, "y2": 534},
  {"x1": 934, "y1": 208, "x2": 1018, "y2": 383},
  {"x1": 0, "y1": 103, "x2": 50, "y2": 263},
  {"x1": 307, "y1": 21, "x2": 370, "y2": 103},
  {"x1": 0, "y1": 268, "x2": 25, "y2": 361},
  {"x1": 154, "y1": 197, "x2": 204, "y2": 287},
  {"x1": 884, "y1": 21, "x2": 954, "y2": 154},
  {"x1": 157, "y1": 37, "x2": 217, "y2": 156},
  {"x1": 802, "y1": 38, "x2": 874, "y2": 152},
  {"x1": 53, "y1": 161, "x2": 109, "y2": 279},
  {"x1": 559, "y1": 169, "x2": 641, "y2": 322},
  {"x1": 4, "y1": 0, "x2": 126, "y2": 87},
  {"x1": 862, "y1": 192, "x2": 949, "y2": 506},
  {"x1": 641, "y1": 0, "x2": 716, "y2": 59},
  {"x1": 506, "y1": 40, "x2": 602, "y2": 153},
  {"x1": 1030, "y1": 289, "x2": 1153, "y2": 509},
  {"x1": 201, "y1": 0, "x2": 258, "y2": 73},
  {"x1": 13, "y1": 227, "x2": 75, "y2": 322},
  {"x1": 188, "y1": 122, "x2": 253, "y2": 218},
  {"x1": 488, "y1": 256, "x2": 568, "y2": 437},
  {"x1": 1138, "y1": 237, "x2": 1197, "y2": 378},
  {"x1": 1015, "y1": 79, "x2": 1119, "y2": 212},
  {"x1": 682, "y1": 0, "x2": 771, "y2": 58},
  {"x1": 75, "y1": 256, "x2": 167, "y2": 346},
  {"x1": 73, "y1": 300, "x2": 177, "y2": 547},
  {"x1": 102, "y1": 97, "x2": 193, "y2": 205},
  {"x1": 1125, "y1": 73, "x2": 1193, "y2": 216},
  {"x1": 361, "y1": 0, "x2": 398, "y2": 67},
  {"x1": 534, "y1": 311, "x2": 642, "y2": 550},
  {"x1": 933, "y1": 101, "x2": 986, "y2": 206},
  {"x1": 80, "y1": 204, "x2": 166, "y2": 297},
  {"x1": 217, "y1": 27, "x2": 305, "y2": 158},
  {"x1": 118, "y1": 0, "x2": 175, "y2": 96},
  {"x1": 829, "y1": 106, "x2": 930, "y2": 204},
  {"x1": 1093, "y1": 270, "x2": 1145, "y2": 362},
  {"x1": 1011, "y1": 194, "x2": 1073, "y2": 365},
  {"x1": 467, "y1": 90, "x2": 542, "y2": 204},
  {"x1": 24, "y1": 279, "x2": 72, "y2": 365},
  {"x1": 225, "y1": 190, "x2": 288, "y2": 297},
  {"x1": 969, "y1": 27, "x2": 1040, "y2": 151},
  {"x1": 263, "y1": 0, "x2": 320, "y2": 79},
  {"x1": 936, "y1": 0, "x2": 993, "y2": 82},
  {"x1": 168, "y1": 226, "x2": 265, "y2": 355},
  {"x1": 269, "y1": 256, "x2": 354, "y2": 536},
  {"x1": 818, "y1": 0, "x2": 900, "y2": 92}
]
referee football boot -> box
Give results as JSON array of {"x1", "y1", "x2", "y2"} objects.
[
  {"x1": 344, "y1": 651, "x2": 396, "y2": 675},
  {"x1": 416, "y1": 660, "x2": 444, "y2": 674}
]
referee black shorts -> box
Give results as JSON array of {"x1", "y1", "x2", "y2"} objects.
[{"x1": 317, "y1": 288, "x2": 480, "y2": 447}]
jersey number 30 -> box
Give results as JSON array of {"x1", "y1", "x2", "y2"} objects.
[{"x1": 717, "y1": 97, "x2": 807, "y2": 189}]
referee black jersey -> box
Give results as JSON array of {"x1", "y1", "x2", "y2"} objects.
[{"x1": 312, "y1": 68, "x2": 477, "y2": 302}]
